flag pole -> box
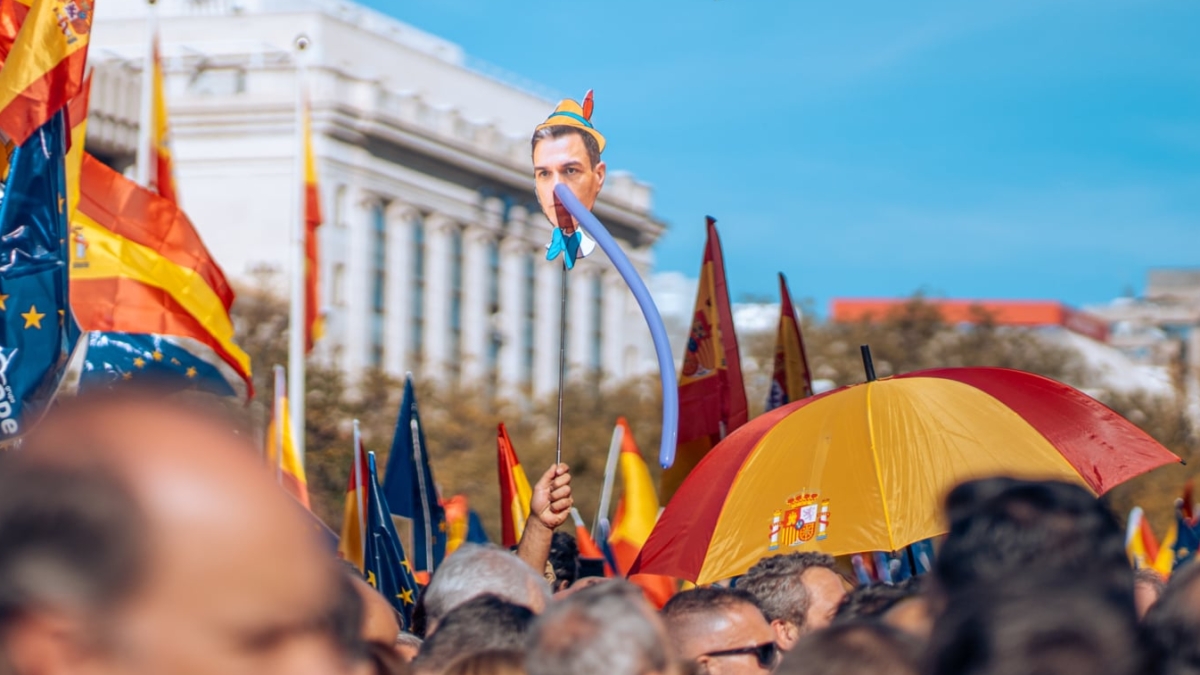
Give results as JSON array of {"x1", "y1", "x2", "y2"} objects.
[
  {"x1": 288, "y1": 34, "x2": 311, "y2": 471},
  {"x1": 273, "y1": 365, "x2": 285, "y2": 484},
  {"x1": 135, "y1": 0, "x2": 158, "y2": 187},
  {"x1": 554, "y1": 262, "x2": 568, "y2": 465},
  {"x1": 593, "y1": 420, "x2": 623, "y2": 539}
]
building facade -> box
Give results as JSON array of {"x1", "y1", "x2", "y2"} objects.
[{"x1": 86, "y1": 0, "x2": 665, "y2": 398}]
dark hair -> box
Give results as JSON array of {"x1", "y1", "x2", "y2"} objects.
[
  {"x1": 834, "y1": 577, "x2": 923, "y2": 624},
  {"x1": 1134, "y1": 568, "x2": 1167, "y2": 598},
  {"x1": 777, "y1": 622, "x2": 921, "y2": 675},
  {"x1": 935, "y1": 479, "x2": 1132, "y2": 609},
  {"x1": 927, "y1": 583, "x2": 1143, "y2": 675},
  {"x1": 1143, "y1": 559, "x2": 1200, "y2": 675},
  {"x1": 661, "y1": 586, "x2": 763, "y2": 621},
  {"x1": 530, "y1": 125, "x2": 601, "y2": 168},
  {"x1": 548, "y1": 532, "x2": 579, "y2": 591},
  {"x1": 738, "y1": 552, "x2": 838, "y2": 628},
  {"x1": 0, "y1": 454, "x2": 147, "y2": 663},
  {"x1": 413, "y1": 594, "x2": 534, "y2": 673}
]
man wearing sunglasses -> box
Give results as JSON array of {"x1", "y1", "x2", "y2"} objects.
[{"x1": 662, "y1": 587, "x2": 780, "y2": 674}]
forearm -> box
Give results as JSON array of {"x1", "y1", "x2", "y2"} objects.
[{"x1": 516, "y1": 518, "x2": 554, "y2": 576}]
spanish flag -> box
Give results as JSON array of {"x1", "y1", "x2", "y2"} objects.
[
  {"x1": 660, "y1": 217, "x2": 747, "y2": 501},
  {"x1": 765, "y1": 272, "x2": 813, "y2": 411},
  {"x1": 1126, "y1": 507, "x2": 1159, "y2": 570},
  {"x1": 497, "y1": 422, "x2": 532, "y2": 548},
  {"x1": 0, "y1": 0, "x2": 91, "y2": 144},
  {"x1": 148, "y1": 33, "x2": 177, "y2": 203},
  {"x1": 0, "y1": 0, "x2": 31, "y2": 66},
  {"x1": 569, "y1": 507, "x2": 611, "y2": 575},
  {"x1": 338, "y1": 431, "x2": 369, "y2": 572},
  {"x1": 267, "y1": 366, "x2": 310, "y2": 509},
  {"x1": 302, "y1": 98, "x2": 322, "y2": 351},
  {"x1": 608, "y1": 417, "x2": 676, "y2": 607}
]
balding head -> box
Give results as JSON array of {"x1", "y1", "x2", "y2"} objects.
[{"x1": 2, "y1": 390, "x2": 357, "y2": 675}]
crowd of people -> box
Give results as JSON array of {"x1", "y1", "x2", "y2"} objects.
[{"x1": 1, "y1": 390, "x2": 1198, "y2": 675}]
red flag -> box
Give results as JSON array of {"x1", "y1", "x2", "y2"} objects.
[
  {"x1": 766, "y1": 272, "x2": 814, "y2": 411},
  {"x1": 497, "y1": 423, "x2": 533, "y2": 548},
  {"x1": 660, "y1": 217, "x2": 747, "y2": 501},
  {"x1": 302, "y1": 98, "x2": 323, "y2": 351},
  {"x1": 0, "y1": 0, "x2": 92, "y2": 144}
]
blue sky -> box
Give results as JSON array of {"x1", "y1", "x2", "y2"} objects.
[{"x1": 363, "y1": 0, "x2": 1199, "y2": 313}]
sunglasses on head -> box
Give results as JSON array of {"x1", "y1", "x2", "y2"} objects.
[{"x1": 703, "y1": 641, "x2": 779, "y2": 669}]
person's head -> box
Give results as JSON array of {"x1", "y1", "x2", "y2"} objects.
[
  {"x1": 935, "y1": 478, "x2": 1132, "y2": 612},
  {"x1": 1135, "y1": 568, "x2": 1167, "y2": 621},
  {"x1": 775, "y1": 622, "x2": 921, "y2": 675},
  {"x1": 422, "y1": 544, "x2": 550, "y2": 634},
  {"x1": 661, "y1": 587, "x2": 777, "y2": 675},
  {"x1": 737, "y1": 552, "x2": 846, "y2": 650},
  {"x1": 927, "y1": 583, "x2": 1143, "y2": 675},
  {"x1": 1143, "y1": 559, "x2": 1200, "y2": 675},
  {"x1": 412, "y1": 595, "x2": 534, "y2": 675},
  {"x1": 443, "y1": 650, "x2": 526, "y2": 675},
  {"x1": 344, "y1": 563, "x2": 402, "y2": 646},
  {"x1": 833, "y1": 579, "x2": 920, "y2": 624},
  {"x1": 547, "y1": 532, "x2": 579, "y2": 592},
  {"x1": 526, "y1": 580, "x2": 674, "y2": 675},
  {"x1": 530, "y1": 95, "x2": 606, "y2": 231},
  {"x1": 0, "y1": 390, "x2": 356, "y2": 675}
]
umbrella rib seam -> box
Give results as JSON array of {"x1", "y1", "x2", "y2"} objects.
[{"x1": 864, "y1": 382, "x2": 896, "y2": 552}]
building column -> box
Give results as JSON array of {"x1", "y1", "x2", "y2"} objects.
[
  {"x1": 534, "y1": 255, "x2": 562, "y2": 399},
  {"x1": 342, "y1": 187, "x2": 375, "y2": 382},
  {"x1": 567, "y1": 262, "x2": 595, "y2": 378},
  {"x1": 423, "y1": 213, "x2": 455, "y2": 381},
  {"x1": 384, "y1": 201, "x2": 416, "y2": 377},
  {"x1": 601, "y1": 268, "x2": 629, "y2": 381},
  {"x1": 461, "y1": 223, "x2": 492, "y2": 385},
  {"x1": 497, "y1": 208, "x2": 529, "y2": 398}
]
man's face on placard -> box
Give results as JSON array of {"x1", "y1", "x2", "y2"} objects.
[{"x1": 533, "y1": 130, "x2": 605, "y2": 231}]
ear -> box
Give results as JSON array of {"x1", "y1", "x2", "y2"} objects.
[
  {"x1": 595, "y1": 160, "x2": 606, "y2": 190},
  {"x1": 4, "y1": 611, "x2": 98, "y2": 675},
  {"x1": 771, "y1": 618, "x2": 800, "y2": 651}
]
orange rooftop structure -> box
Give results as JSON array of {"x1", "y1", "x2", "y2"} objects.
[{"x1": 830, "y1": 299, "x2": 1110, "y2": 343}]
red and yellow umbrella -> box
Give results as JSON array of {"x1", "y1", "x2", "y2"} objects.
[{"x1": 633, "y1": 367, "x2": 1179, "y2": 585}]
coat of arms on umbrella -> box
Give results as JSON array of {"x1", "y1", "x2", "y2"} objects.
[{"x1": 769, "y1": 492, "x2": 830, "y2": 550}]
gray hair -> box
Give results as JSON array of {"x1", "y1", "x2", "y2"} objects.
[
  {"x1": 526, "y1": 580, "x2": 672, "y2": 675},
  {"x1": 738, "y1": 552, "x2": 837, "y2": 628},
  {"x1": 423, "y1": 544, "x2": 550, "y2": 628}
]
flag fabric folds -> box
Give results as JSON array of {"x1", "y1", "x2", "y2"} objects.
[
  {"x1": 766, "y1": 272, "x2": 813, "y2": 411},
  {"x1": 608, "y1": 417, "x2": 676, "y2": 607},
  {"x1": 570, "y1": 507, "x2": 612, "y2": 576},
  {"x1": 443, "y1": 494, "x2": 489, "y2": 556},
  {"x1": 0, "y1": 0, "x2": 91, "y2": 144},
  {"x1": 497, "y1": 422, "x2": 532, "y2": 548},
  {"x1": 1126, "y1": 507, "x2": 1159, "y2": 570},
  {"x1": 661, "y1": 217, "x2": 747, "y2": 501},
  {"x1": 267, "y1": 366, "x2": 310, "y2": 509},
  {"x1": 338, "y1": 433, "x2": 369, "y2": 572},
  {"x1": 364, "y1": 451, "x2": 421, "y2": 630},
  {"x1": 148, "y1": 33, "x2": 177, "y2": 203},
  {"x1": 302, "y1": 97, "x2": 322, "y2": 351},
  {"x1": 70, "y1": 153, "x2": 252, "y2": 398},
  {"x1": 0, "y1": 110, "x2": 77, "y2": 441},
  {"x1": 382, "y1": 375, "x2": 447, "y2": 574}
]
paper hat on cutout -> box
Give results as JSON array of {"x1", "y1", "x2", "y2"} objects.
[{"x1": 536, "y1": 90, "x2": 606, "y2": 154}]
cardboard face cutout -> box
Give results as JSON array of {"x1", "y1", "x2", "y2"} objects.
[{"x1": 532, "y1": 90, "x2": 606, "y2": 269}]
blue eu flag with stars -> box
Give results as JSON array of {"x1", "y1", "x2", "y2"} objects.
[
  {"x1": 0, "y1": 111, "x2": 78, "y2": 441},
  {"x1": 365, "y1": 450, "x2": 421, "y2": 630},
  {"x1": 382, "y1": 375, "x2": 447, "y2": 573}
]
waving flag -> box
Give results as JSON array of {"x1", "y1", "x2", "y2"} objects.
[
  {"x1": 301, "y1": 97, "x2": 322, "y2": 351},
  {"x1": 607, "y1": 417, "x2": 676, "y2": 607},
  {"x1": 0, "y1": 0, "x2": 91, "y2": 144},
  {"x1": 338, "y1": 429, "x2": 369, "y2": 572},
  {"x1": 267, "y1": 365, "x2": 310, "y2": 508},
  {"x1": 147, "y1": 33, "x2": 176, "y2": 203},
  {"x1": 0, "y1": 110, "x2": 77, "y2": 441},
  {"x1": 444, "y1": 494, "x2": 489, "y2": 556},
  {"x1": 382, "y1": 375, "x2": 446, "y2": 575},
  {"x1": 766, "y1": 272, "x2": 813, "y2": 411},
  {"x1": 365, "y1": 451, "x2": 421, "y2": 630},
  {"x1": 661, "y1": 217, "x2": 747, "y2": 501},
  {"x1": 497, "y1": 422, "x2": 532, "y2": 547},
  {"x1": 1126, "y1": 507, "x2": 1159, "y2": 570}
]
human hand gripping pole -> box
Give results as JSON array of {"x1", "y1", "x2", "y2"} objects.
[{"x1": 552, "y1": 184, "x2": 680, "y2": 468}]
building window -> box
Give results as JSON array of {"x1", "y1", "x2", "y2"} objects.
[
  {"x1": 369, "y1": 202, "x2": 386, "y2": 369},
  {"x1": 590, "y1": 275, "x2": 603, "y2": 373},
  {"x1": 486, "y1": 240, "x2": 500, "y2": 379},
  {"x1": 449, "y1": 228, "x2": 464, "y2": 381},
  {"x1": 410, "y1": 216, "x2": 425, "y2": 366},
  {"x1": 522, "y1": 252, "x2": 535, "y2": 387}
]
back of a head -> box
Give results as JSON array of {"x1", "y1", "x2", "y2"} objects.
[
  {"x1": 737, "y1": 551, "x2": 836, "y2": 626},
  {"x1": 1143, "y1": 559, "x2": 1200, "y2": 675},
  {"x1": 927, "y1": 583, "x2": 1143, "y2": 675},
  {"x1": 834, "y1": 578, "x2": 921, "y2": 624},
  {"x1": 661, "y1": 586, "x2": 764, "y2": 648},
  {"x1": 935, "y1": 479, "x2": 1131, "y2": 606},
  {"x1": 423, "y1": 544, "x2": 550, "y2": 629},
  {"x1": 776, "y1": 623, "x2": 921, "y2": 675},
  {"x1": 444, "y1": 650, "x2": 526, "y2": 675},
  {"x1": 548, "y1": 532, "x2": 579, "y2": 591},
  {"x1": 526, "y1": 580, "x2": 672, "y2": 675},
  {"x1": 413, "y1": 595, "x2": 534, "y2": 675}
]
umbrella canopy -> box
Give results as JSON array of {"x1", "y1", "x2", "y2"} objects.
[{"x1": 633, "y1": 367, "x2": 1179, "y2": 585}]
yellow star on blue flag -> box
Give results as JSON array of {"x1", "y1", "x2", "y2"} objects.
[{"x1": 363, "y1": 451, "x2": 422, "y2": 631}]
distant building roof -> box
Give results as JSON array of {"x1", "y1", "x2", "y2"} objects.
[{"x1": 830, "y1": 298, "x2": 1109, "y2": 343}]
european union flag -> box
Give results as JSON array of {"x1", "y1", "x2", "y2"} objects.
[
  {"x1": 382, "y1": 375, "x2": 446, "y2": 573},
  {"x1": 78, "y1": 332, "x2": 241, "y2": 398},
  {"x1": 465, "y1": 508, "x2": 489, "y2": 546},
  {"x1": 0, "y1": 111, "x2": 78, "y2": 441},
  {"x1": 1173, "y1": 513, "x2": 1200, "y2": 571},
  {"x1": 365, "y1": 451, "x2": 421, "y2": 630}
]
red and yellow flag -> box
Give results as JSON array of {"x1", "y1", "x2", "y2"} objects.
[
  {"x1": 267, "y1": 369, "x2": 310, "y2": 509},
  {"x1": 497, "y1": 423, "x2": 532, "y2": 548},
  {"x1": 302, "y1": 99, "x2": 322, "y2": 351},
  {"x1": 0, "y1": 0, "x2": 91, "y2": 144},
  {"x1": 338, "y1": 435, "x2": 369, "y2": 572},
  {"x1": 766, "y1": 272, "x2": 813, "y2": 411},
  {"x1": 661, "y1": 217, "x2": 747, "y2": 501},
  {"x1": 148, "y1": 33, "x2": 177, "y2": 203},
  {"x1": 608, "y1": 417, "x2": 676, "y2": 607},
  {"x1": 0, "y1": 0, "x2": 31, "y2": 65},
  {"x1": 569, "y1": 508, "x2": 611, "y2": 574}
]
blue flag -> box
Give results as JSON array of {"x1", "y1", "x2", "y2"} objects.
[
  {"x1": 365, "y1": 451, "x2": 421, "y2": 630},
  {"x1": 0, "y1": 111, "x2": 78, "y2": 441},
  {"x1": 466, "y1": 508, "x2": 490, "y2": 546},
  {"x1": 1174, "y1": 514, "x2": 1200, "y2": 571},
  {"x1": 382, "y1": 375, "x2": 446, "y2": 573},
  {"x1": 79, "y1": 332, "x2": 241, "y2": 398}
]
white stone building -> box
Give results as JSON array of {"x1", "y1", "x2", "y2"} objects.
[{"x1": 85, "y1": 0, "x2": 665, "y2": 398}]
